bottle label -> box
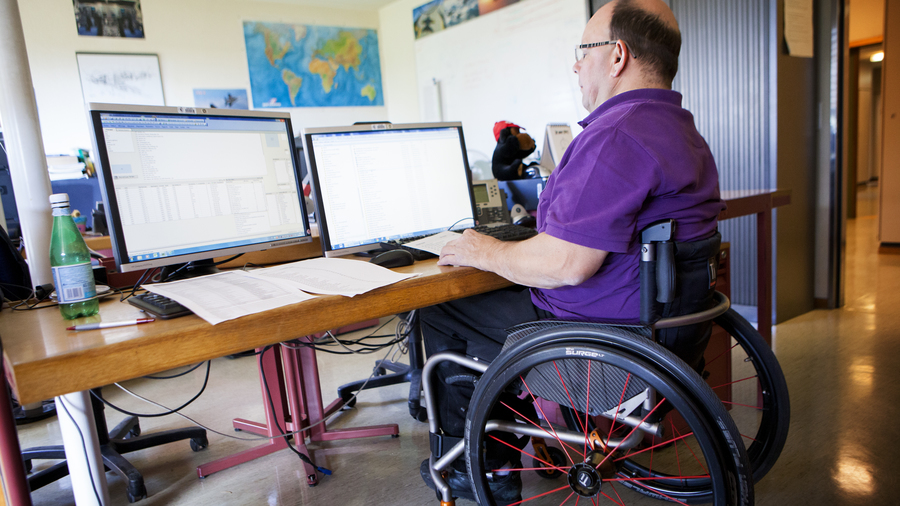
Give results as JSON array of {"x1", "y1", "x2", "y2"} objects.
[{"x1": 51, "y1": 262, "x2": 98, "y2": 303}]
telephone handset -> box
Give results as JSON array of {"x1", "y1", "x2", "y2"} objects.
[{"x1": 472, "y1": 179, "x2": 511, "y2": 226}]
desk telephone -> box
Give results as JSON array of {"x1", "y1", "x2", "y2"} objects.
[{"x1": 472, "y1": 179, "x2": 510, "y2": 225}]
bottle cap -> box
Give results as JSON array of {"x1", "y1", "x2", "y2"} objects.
[{"x1": 49, "y1": 193, "x2": 70, "y2": 208}]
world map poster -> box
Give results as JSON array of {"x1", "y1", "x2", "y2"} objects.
[{"x1": 243, "y1": 22, "x2": 384, "y2": 108}]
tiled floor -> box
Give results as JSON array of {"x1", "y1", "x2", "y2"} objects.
[{"x1": 17, "y1": 194, "x2": 898, "y2": 505}]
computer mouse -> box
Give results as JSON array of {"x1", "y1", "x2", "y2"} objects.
[{"x1": 370, "y1": 249, "x2": 416, "y2": 268}]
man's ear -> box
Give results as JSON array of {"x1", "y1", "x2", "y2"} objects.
[{"x1": 611, "y1": 40, "x2": 627, "y2": 77}]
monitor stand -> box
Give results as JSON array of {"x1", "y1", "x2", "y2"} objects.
[{"x1": 159, "y1": 259, "x2": 220, "y2": 282}]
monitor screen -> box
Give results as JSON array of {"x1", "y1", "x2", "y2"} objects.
[
  {"x1": 302, "y1": 122, "x2": 476, "y2": 257},
  {"x1": 87, "y1": 104, "x2": 313, "y2": 274}
]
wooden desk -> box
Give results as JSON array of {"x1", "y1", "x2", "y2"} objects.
[
  {"x1": 719, "y1": 189, "x2": 792, "y2": 344},
  {"x1": 0, "y1": 260, "x2": 513, "y2": 506},
  {"x1": 1, "y1": 190, "x2": 788, "y2": 504}
]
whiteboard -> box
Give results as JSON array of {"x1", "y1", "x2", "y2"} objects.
[{"x1": 415, "y1": 0, "x2": 588, "y2": 178}]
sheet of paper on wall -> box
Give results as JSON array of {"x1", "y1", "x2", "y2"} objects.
[
  {"x1": 784, "y1": 0, "x2": 813, "y2": 58},
  {"x1": 243, "y1": 257, "x2": 419, "y2": 297},
  {"x1": 143, "y1": 271, "x2": 315, "y2": 325}
]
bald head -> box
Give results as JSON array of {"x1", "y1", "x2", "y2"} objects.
[{"x1": 605, "y1": 0, "x2": 682, "y2": 87}]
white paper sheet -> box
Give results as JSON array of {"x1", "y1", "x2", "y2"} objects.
[
  {"x1": 243, "y1": 257, "x2": 419, "y2": 297},
  {"x1": 143, "y1": 271, "x2": 314, "y2": 325},
  {"x1": 784, "y1": 0, "x2": 813, "y2": 58},
  {"x1": 402, "y1": 230, "x2": 462, "y2": 256}
]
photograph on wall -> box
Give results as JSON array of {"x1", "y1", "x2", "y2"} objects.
[
  {"x1": 76, "y1": 53, "x2": 164, "y2": 105},
  {"x1": 243, "y1": 22, "x2": 384, "y2": 108},
  {"x1": 415, "y1": 0, "x2": 512, "y2": 39},
  {"x1": 193, "y1": 89, "x2": 249, "y2": 109},
  {"x1": 73, "y1": 0, "x2": 144, "y2": 38}
]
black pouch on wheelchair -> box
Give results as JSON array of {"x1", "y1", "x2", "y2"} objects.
[{"x1": 653, "y1": 232, "x2": 721, "y2": 373}]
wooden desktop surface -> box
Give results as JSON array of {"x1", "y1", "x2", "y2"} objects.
[
  {"x1": 4, "y1": 189, "x2": 789, "y2": 405},
  {"x1": 1, "y1": 260, "x2": 512, "y2": 405}
]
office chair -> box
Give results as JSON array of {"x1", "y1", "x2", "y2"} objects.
[
  {"x1": 22, "y1": 388, "x2": 208, "y2": 503},
  {"x1": 336, "y1": 311, "x2": 428, "y2": 421},
  {"x1": 421, "y1": 220, "x2": 790, "y2": 505}
]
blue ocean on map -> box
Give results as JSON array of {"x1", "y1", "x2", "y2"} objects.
[{"x1": 243, "y1": 22, "x2": 384, "y2": 108}]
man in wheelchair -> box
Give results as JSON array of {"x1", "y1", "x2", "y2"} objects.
[{"x1": 420, "y1": 0, "x2": 730, "y2": 503}]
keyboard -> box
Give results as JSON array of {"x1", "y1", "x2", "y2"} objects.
[
  {"x1": 380, "y1": 224, "x2": 537, "y2": 260},
  {"x1": 468, "y1": 223, "x2": 538, "y2": 242},
  {"x1": 128, "y1": 293, "x2": 193, "y2": 319}
]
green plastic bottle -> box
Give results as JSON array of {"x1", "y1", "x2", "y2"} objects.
[{"x1": 49, "y1": 193, "x2": 99, "y2": 319}]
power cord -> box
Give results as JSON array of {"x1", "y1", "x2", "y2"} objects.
[
  {"x1": 56, "y1": 396, "x2": 104, "y2": 506},
  {"x1": 91, "y1": 361, "x2": 211, "y2": 418}
]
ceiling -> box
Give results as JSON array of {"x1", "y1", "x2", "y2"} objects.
[{"x1": 246, "y1": 0, "x2": 400, "y2": 11}]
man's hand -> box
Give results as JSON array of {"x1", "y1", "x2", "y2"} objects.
[
  {"x1": 437, "y1": 229, "x2": 500, "y2": 269},
  {"x1": 437, "y1": 230, "x2": 608, "y2": 289}
]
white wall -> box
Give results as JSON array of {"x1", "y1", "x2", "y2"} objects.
[
  {"x1": 16, "y1": 0, "x2": 386, "y2": 155},
  {"x1": 378, "y1": 0, "x2": 424, "y2": 124}
]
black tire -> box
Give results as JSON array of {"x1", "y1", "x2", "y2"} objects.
[
  {"x1": 711, "y1": 308, "x2": 790, "y2": 482},
  {"x1": 465, "y1": 325, "x2": 753, "y2": 506}
]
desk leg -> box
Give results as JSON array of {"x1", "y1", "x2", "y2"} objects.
[
  {"x1": 289, "y1": 336, "x2": 399, "y2": 443},
  {"x1": 0, "y1": 380, "x2": 32, "y2": 506},
  {"x1": 197, "y1": 346, "x2": 315, "y2": 481},
  {"x1": 757, "y1": 208, "x2": 773, "y2": 345},
  {"x1": 56, "y1": 392, "x2": 109, "y2": 506}
]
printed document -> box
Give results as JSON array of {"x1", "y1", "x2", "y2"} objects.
[
  {"x1": 244, "y1": 257, "x2": 419, "y2": 297},
  {"x1": 402, "y1": 230, "x2": 460, "y2": 256},
  {"x1": 144, "y1": 271, "x2": 314, "y2": 325}
]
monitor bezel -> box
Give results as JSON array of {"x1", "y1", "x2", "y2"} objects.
[
  {"x1": 86, "y1": 103, "x2": 313, "y2": 274},
  {"x1": 301, "y1": 122, "x2": 476, "y2": 258}
]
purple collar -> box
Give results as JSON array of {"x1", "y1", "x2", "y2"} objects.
[{"x1": 578, "y1": 88, "x2": 683, "y2": 128}]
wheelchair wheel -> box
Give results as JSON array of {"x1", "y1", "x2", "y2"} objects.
[
  {"x1": 709, "y1": 308, "x2": 790, "y2": 482},
  {"x1": 465, "y1": 325, "x2": 753, "y2": 506}
]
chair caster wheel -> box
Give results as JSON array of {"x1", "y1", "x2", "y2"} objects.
[
  {"x1": 190, "y1": 436, "x2": 208, "y2": 452},
  {"x1": 126, "y1": 482, "x2": 147, "y2": 503},
  {"x1": 127, "y1": 424, "x2": 141, "y2": 438},
  {"x1": 23, "y1": 459, "x2": 32, "y2": 474},
  {"x1": 391, "y1": 434, "x2": 400, "y2": 438}
]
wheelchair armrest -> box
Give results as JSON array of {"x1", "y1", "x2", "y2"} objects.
[{"x1": 654, "y1": 291, "x2": 730, "y2": 329}]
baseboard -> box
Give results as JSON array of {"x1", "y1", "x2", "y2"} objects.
[
  {"x1": 879, "y1": 243, "x2": 900, "y2": 255},
  {"x1": 814, "y1": 298, "x2": 830, "y2": 309}
]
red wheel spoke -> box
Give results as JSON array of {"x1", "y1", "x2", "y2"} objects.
[
  {"x1": 613, "y1": 431, "x2": 696, "y2": 461},
  {"x1": 721, "y1": 400, "x2": 766, "y2": 409},
  {"x1": 596, "y1": 397, "x2": 665, "y2": 471},
  {"x1": 488, "y1": 434, "x2": 567, "y2": 473},
  {"x1": 741, "y1": 433, "x2": 759, "y2": 443},
  {"x1": 600, "y1": 490, "x2": 624, "y2": 506},
  {"x1": 710, "y1": 375, "x2": 759, "y2": 391},
  {"x1": 494, "y1": 465, "x2": 559, "y2": 472},
  {"x1": 704, "y1": 341, "x2": 741, "y2": 368},
  {"x1": 672, "y1": 418, "x2": 683, "y2": 476},
  {"x1": 606, "y1": 475, "x2": 711, "y2": 483},
  {"x1": 505, "y1": 484, "x2": 570, "y2": 505},
  {"x1": 498, "y1": 400, "x2": 582, "y2": 457},
  {"x1": 558, "y1": 491, "x2": 576, "y2": 506},
  {"x1": 608, "y1": 481, "x2": 625, "y2": 505},
  {"x1": 606, "y1": 372, "x2": 632, "y2": 448},
  {"x1": 553, "y1": 360, "x2": 588, "y2": 437},
  {"x1": 520, "y1": 374, "x2": 577, "y2": 465},
  {"x1": 670, "y1": 423, "x2": 708, "y2": 474}
]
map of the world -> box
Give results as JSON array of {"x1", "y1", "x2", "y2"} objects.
[{"x1": 243, "y1": 22, "x2": 384, "y2": 108}]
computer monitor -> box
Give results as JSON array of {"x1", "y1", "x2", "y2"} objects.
[
  {"x1": 87, "y1": 103, "x2": 313, "y2": 277},
  {"x1": 301, "y1": 122, "x2": 476, "y2": 257}
]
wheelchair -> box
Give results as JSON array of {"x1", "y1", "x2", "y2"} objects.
[{"x1": 421, "y1": 220, "x2": 790, "y2": 505}]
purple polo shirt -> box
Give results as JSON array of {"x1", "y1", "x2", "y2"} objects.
[{"x1": 531, "y1": 88, "x2": 726, "y2": 321}]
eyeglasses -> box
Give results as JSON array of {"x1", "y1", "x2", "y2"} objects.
[{"x1": 575, "y1": 41, "x2": 617, "y2": 62}]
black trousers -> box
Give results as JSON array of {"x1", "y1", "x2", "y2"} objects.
[{"x1": 420, "y1": 285, "x2": 554, "y2": 467}]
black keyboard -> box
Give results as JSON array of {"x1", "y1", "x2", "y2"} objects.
[
  {"x1": 468, "y1": 223, "x2": 538, "y2": 242},
  {"x1": 380, "y1": 224, "x2": 537, "y2": 260},
  {"x1": 128, "y1": 293, "x2": 193, "y2": 319}
]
